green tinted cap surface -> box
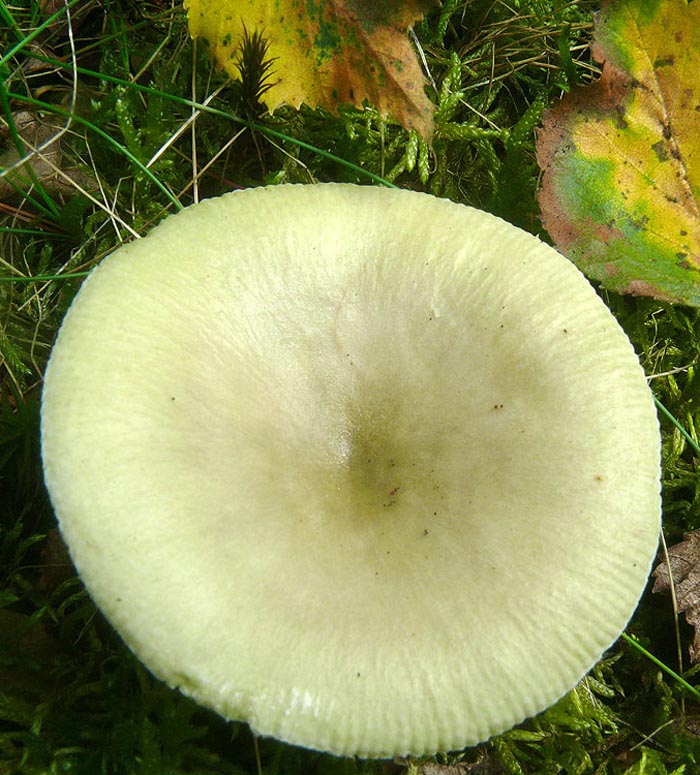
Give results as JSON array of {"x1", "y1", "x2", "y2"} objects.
[{"x1": 41, "y1": 184, "x2": 661, "y2": 757}]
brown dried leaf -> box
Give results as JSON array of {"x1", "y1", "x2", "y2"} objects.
[
  {"x1": 393, "y1": 754, "x2": 504, "y2": 775},
  {"x1": 678, "y1": 715, "x2": 700, "y2": 739},
  {"x1": 0, "y1": 111, "x2": 94, "y2": 202},
  {"x1": 652, "y1": 530, "x2": 700, "y2": 662}
]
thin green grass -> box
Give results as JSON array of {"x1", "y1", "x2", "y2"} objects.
[{"x1": 2, "y1": 1, "x2": 700, "y2": 774}]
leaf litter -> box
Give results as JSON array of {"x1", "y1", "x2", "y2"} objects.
[
  {"x1": 185, "y1": 0, "x2": 437, "y2": 138},
  {"x1": 537, "y1": 0, "x2": 700, "y2": 306},
  {"x1": 653, "y1": 530, "x2": 700, "y2": 663}
]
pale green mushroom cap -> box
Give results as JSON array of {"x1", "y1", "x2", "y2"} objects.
[{"x1": 41, "y1": 184, "x2": 661, "y2": 757}]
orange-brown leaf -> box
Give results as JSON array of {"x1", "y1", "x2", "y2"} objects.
[{"x1": 185, "y1": 0, "x2": 436, "y2": 138}]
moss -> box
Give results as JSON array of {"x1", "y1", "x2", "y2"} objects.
[{"x1": 1, "y1": 0, "x2": 698, "y2": 773}]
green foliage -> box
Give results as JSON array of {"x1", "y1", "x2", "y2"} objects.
[
  {"x1": 2, "y1": 0, "x2": 700, "y2": 773},
  {"x1": 492, "y1": 665, "x2": 620, "y2": 775},
  {"x1": 625, "y1": 749, "x2": 685, "y2": 775}
]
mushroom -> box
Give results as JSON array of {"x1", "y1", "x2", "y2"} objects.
[{"x1": 41, "y1": 183, "x2": 661, "y2": 757}]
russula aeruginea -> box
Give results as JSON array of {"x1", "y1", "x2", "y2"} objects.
[{"x1": 41, "y1": 183, "x2": 661, "y2": 757}]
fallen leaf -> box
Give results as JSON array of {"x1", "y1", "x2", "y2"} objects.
[
  {"x1": 536, "y1": 0, "x2": 700, "y2": 306},
  {"x1": 185, "y1": 0, "x2": 436, "y2": 138},
  {"x1": 393, "y1": 754, "x2": 505, "y2": 775},
  {"x1": 0, "y1": 111, "x2": 94, "y2": 201},
  {"x1": 678, "y1": 715, "x2": 700, "y2": 739},
  {"x1": 652, "y1": 531, "x2": 700, "y2": 662}
]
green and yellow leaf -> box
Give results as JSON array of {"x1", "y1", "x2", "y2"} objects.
[
  {"x1": 185, "y1": 0, "x2": 436, "y2": 138},
  {"x1": 537, "y1": 0, "x2": 700, "y2": 305}
]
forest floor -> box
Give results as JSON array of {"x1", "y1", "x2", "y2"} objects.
[{"x1": 2, "y1": 1, "x2": 700, "y2": 774}]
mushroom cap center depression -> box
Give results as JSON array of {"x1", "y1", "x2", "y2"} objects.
[
  {"x1": 175, "y1": 238, "x2": 582, "y2": 614},
  {"x1": 46, "y1": 196, "x2": 576, "y2": 635}
]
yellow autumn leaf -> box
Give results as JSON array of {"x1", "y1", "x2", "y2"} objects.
[
  {"x1": 537, "y1": 0, "x2": 700, "y2": 305},
  {"x1": 185, "y1": 0, "x2": 436, "y2": 138}
]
